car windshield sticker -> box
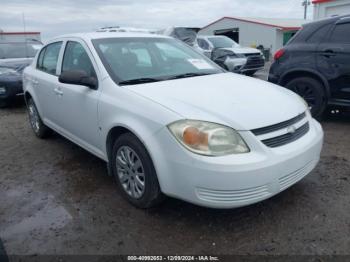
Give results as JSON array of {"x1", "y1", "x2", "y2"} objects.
[{"x1": 187, "y1": 59, "x2": 214, "y2": 70}]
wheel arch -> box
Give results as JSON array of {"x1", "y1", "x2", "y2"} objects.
[
  {"x1": 105, "y1": 124, "x2": 160, "y2": 175},
  {"x1": 24, "y1": 91, "x2": 32, "y2": 104},
  {"x1": 279, "y1": 69, "x2": 331, "y2": 98}
]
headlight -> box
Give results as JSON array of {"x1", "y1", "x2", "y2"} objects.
[
  {"x1": 298, "y1": 95, "x2": 311, "y2": 113},
  {"x1": 229, "y1": 53, "x2": 245, "y2": 59},
  {"x1": 168, "y1": 120, "x2": 250, "y2": 156},
  {"x1": 0, "y1": 67, "x2": 19, "y2": 76},
  {"x1": 0, "y1": 86, "x2": 6, "y2": 95}
]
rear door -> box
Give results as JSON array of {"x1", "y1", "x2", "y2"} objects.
[
  {"x1": 34, "y1": 41, "x2": 64, "y2": 125},
  {"x1": 317, "y1": 20, "x2": 350, "y2": 101}
]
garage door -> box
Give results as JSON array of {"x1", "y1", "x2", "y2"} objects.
[{"x1": 326, "y1": 4, "x2": 350, "y2": 17}]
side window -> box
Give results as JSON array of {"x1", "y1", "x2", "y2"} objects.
[
  {"x1": 197, "y1": 39, "x2": 210, "y2": 50},
  {"x1": 38, "y1": 42, "x2": 62, "y2": 75},
  {"x1": 37, "y1": 47, "x2": 46, "y2": 70},
  {"x1": 62, "y1": 41, "x2": 96, "y2": 77},
  {"x1": 306, "y1": 24, "x2": 332, "y2": 43},
  {"x1": 330, "y1": 23, "x2": 350, "y2": 44}
]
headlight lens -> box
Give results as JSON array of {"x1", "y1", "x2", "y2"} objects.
[
  {"x1": 168, "y1": 120, "x2": 250, "y2": 156},
  {"x1": 0, "y1": 86, "x2": 6, "y2": 95}
]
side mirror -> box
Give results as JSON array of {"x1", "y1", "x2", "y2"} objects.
[{"x1": 59, "y1": 70, "x2": 97, "y2": 90}]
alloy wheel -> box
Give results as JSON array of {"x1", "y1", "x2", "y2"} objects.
[
  {"x1": 290, "y1": 82, "x2": 316, "y2": 110},
  {"x1": 28, "y1": 103, "x2": 40, "y2": 133},
  {"x1": 116, "y1": 146, "x2": 145, "y2": 199}
]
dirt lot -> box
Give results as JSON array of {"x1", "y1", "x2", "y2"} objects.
[{"x1": 0, "y1": 94, "x2": 350, "y2": 256}]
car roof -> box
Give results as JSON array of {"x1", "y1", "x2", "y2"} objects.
[
  {"x1": 49, "y1": 32, "x2": 171, "y2": 43},
  {"x1": 304, "y1": 14, "x2": 350, "y2": 28}
]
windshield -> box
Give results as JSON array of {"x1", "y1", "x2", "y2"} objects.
[
  {"x1": 207, "y1": 36, "x2": 240, "y2": 48},
  {"x1": 92, "y1": 37, "x2": 223, "y2": 84},
  {"x1": 0, "y1": 42, "x2": 42, "y2": 59}
]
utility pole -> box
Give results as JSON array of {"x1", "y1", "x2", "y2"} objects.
[{"x1": 302, "y1": 0, "x2": 311, "y2": 20}]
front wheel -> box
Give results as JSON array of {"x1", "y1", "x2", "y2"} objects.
[
  {"x1": 285, "y1": 77, "x2": 327, "y2": 118},
  {"x1": 27, "y1": 98, "x2": 52, "y2": 138},
  {"x1": 111, "y1": 133, "x2": 164, "y2": 208},
  {"x1": 244, "y1": 70, "x2": 257, "y2": 76}
]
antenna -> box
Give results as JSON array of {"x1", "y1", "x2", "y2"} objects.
[
  {"x1": 302, "y1": 0, "x2": 311, "y2": 20},
  {"x1": 22, "y1": 12, "x2": 29, "y2": 58}
]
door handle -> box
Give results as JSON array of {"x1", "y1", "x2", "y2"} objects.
[
  {"x1": 321, "y1": 49, "x2": 337, "y2": 57},
  {"x1": 54, "y1": 87, "x2": 63, "y2": 96}
]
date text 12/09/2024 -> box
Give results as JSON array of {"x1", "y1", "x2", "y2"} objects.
[{"x1": 127, "y1": 255, "x2": 220, "y2": 261}]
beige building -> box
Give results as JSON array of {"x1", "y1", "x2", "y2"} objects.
[
  {"x1": 313, "y1": 0, "x2": 350, "y2": 20},
  {"x1": 199, "y1": 17, "x2": 305, "y2": 54},
  {"x1": 0, "y1": 31, "x2": 41, "y2": 43}
]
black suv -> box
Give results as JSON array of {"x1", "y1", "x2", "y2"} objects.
[{"x1": 269, "y1": 15, "x2": 350, "y2": 117}]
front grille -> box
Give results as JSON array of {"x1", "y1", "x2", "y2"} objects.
[
  {"x1": 196, "y1": 185, "x2": 270, "y2": 203},
  {"x1": 252, "y1": 112, "x2": 306, "y2": 136},
  {"x1": 251, "y1": 112, "x2": 309, "y2": 148},
  {"x1": 279, "y1": 160, "x2": 316, "y2": 190},
  {"x1": 243, "y1": 56, "x2": 265, "y2": 69},
  {"x1": 261, "y1": 122, "x2": 310, "y2": 148},
  {"x1": 244, "y1": 53, "x2": 261, "y2": 57}
]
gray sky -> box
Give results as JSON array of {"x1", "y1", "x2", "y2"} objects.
[{"x1": 0, "y1": 0, "x2": 313, "y2": 40}]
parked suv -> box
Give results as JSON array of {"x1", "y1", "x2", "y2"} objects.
[
  {"x1": 23, "y1": 33, "x2": 323, "y2": 209},
  {"x1": 269, "y1": 15, "x2": 350, "y2": 118}
]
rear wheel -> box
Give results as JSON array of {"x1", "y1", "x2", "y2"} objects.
[
  {"x1": 285, "y1": 76, "x2": 327, "y2": 118},
  {"x1": 27, "y1": 98, "x2": 52, "y2": 138},
  {"x1": 111, "y1": 133, "x2": 164, "y2": 208}
]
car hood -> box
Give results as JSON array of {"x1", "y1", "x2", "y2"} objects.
[
  {"x1": 126, "y1": 73, "x2": 306, "y2": 130},
  {"x1": 221, "y1": 47, "x2": 261, "y2": 55}
]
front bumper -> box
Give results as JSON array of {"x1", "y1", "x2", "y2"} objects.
[
  {"x1": 151, "y1": 118, "x2": 323, "y2": 208},
  {"x1": 0, "y1": 79, "x2": 23, "y2": 101},
  {"x1": 240, "y1": 55, "x2": 265, "y2": 73}
]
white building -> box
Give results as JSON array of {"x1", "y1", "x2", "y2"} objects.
[
  {"x1": 199, "y1": 17, "x2": 306, "y2": 55},
  {"x1": 313, "y1": 0, "x2": 350, "y2": 20},
  {"x1": 0, "y1": 31, "x2": 41, "y2": 43}
]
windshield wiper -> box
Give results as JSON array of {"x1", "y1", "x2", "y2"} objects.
[
  {"x1": 118, "y1": 78, "x2": 162, "y2": 85},
  {"x1": 165, "y1": 72, "x2": 213, "y2": 80}
]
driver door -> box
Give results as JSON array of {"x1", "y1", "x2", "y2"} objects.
[{"x1": 56, "y1": 39, "x2": 103, "y2": 155}]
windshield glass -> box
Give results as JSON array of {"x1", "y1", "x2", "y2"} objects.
[
  {"x1": 0, "y1": 42, "x2": 42, "y2": 59},
  {"x1": 207, "y1": 36, "x2": 240, "y2": 48},
  {"x1": 92, "y1": 37, "x2": 223, "y2": 84}
]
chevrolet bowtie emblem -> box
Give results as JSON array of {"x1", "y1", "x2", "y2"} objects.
[{"x1": 287, "y1": 125, "x2": 297, "y2": 134}]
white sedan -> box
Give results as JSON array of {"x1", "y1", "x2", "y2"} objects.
[{"x1": 23, "y1": 32, "x2": 323, "y2": 208}]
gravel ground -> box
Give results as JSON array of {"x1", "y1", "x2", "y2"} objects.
[{"x1": 0, "y1": 81, "x2": 349, "y2": 256}]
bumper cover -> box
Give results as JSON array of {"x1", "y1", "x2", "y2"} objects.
[
  {"x1": 0, "y1": 78, "x2": 23, "y2": 101},
  {"x1": 151, "y1": 119, "x2": 323, "y2": 208}
]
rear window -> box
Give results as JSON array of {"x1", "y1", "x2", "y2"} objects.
[
  {"x1": 330, "y1": 23, "x2": 350, "y2": 44},
  {"x1": 0, "y1": 43, "x2": 42, "y2": 59},
  {"x1": 306, "y1": 24, "x2": 333, "y2": 43}
]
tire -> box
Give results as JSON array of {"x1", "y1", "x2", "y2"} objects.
[
  {"x1": 27, "y1": 98, "x2": 52, "y2": 138},
  {"x1": 285, "y1": 76, "x2": 327, "y2": 119},
  {"x1": 111, "y1": 133, "x2": 164, "y2": 208},
  {"x1": 245, "y1": 70, "x2": 257, "y2": 76}
]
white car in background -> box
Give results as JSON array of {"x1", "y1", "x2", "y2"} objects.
[
  {"x1": 197, "y1": 35, "x2": 265, "y2": 75},
  {"x1": 23, "y1": 32, "x2": 323, "y2": 209}
]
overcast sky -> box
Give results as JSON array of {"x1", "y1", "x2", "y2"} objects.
[{"x1": 0, "y1": 0, "x2": 313, "y2": 41}]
